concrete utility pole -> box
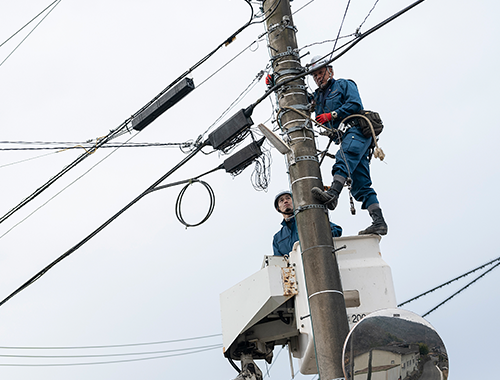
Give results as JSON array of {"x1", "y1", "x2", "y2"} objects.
[{"x1": 262, "y1": 0, "x2": 350, "y2": 378}]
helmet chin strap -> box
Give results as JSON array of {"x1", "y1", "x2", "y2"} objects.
[{"x1": 280, "y1": 208, "x2": 294, "y2": 219}]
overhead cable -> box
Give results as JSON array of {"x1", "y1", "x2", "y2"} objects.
[
  {"x1": 422, "y1": 261, "x2": 500, "y2": 317},
  {"x1": 0, "y1": 0, "x2": 60, "y2": 49},
  {"x1": 398, "y1": 256, "x2": 500, "y2": 307},
  {"x1": 0, "y1": 0, "x2": 62, "y2": 67},
  {"x1": 0, "y1": 333, "x2": 222, "y2": 350},
  {"x1": 0, "y1": 141, "x2": 215, "y2": 308},
  {"x1": 0, "y1": 0, "x2": 256, "y2": 226},
  {"x1": 0, "y1": 343, "x2": 221, "y2": 359},
  {"x1": 249, "y1": 0, "x2": 428, "y2": 111},
  {"x1": 0, "y1": 133, "x2": 137, "y2": 241},
  {"x1": 329, "y1": 0, "x2": 352, "y2": 55},
  {"x1": 0, "y1": 345, "x2": 221, "y2": 367}
]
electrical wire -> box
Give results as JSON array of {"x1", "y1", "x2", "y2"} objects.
[
  {"x1": 0, "y1": 142, "x2": 196, "y2": 170},
  {"x1": 263, "y1": 346, "x2": 284, "y2": 378},
  {"x1": 0, "y1": 142, "x2": 196, "y2": 151},
  {"x1": 175, "y1": 179, "x2": 216, "y2": 228},
  {"x1": 398, "y1": 256, "x2": 500, "y2": 307},
  {"x1": 0, "y1": 345, "x2": 221, "y2": 367},
  {"x1": 0, "y1": 0, "x2": 62, "y2": 68},
  {"x1": 328, "y1": 0, "x2": 352, "y2": 57},
  {"x1": 249, "y1": 0, "x2": 429, "y2": 112},
  {"x1": 251, "y1": 0, "x2": 282, "y2": 25},
  {"x1": 0, "y1": 0, "x2": 256, "y2": 226},
  {"x1": 0, "y1": 151, "x2": 58, "y2": 168},
  {"x1": 422, "y1": 261, "x2": 500, "y2": 318},
  {"x1": 0, "y1": 333, "x2": 222, "y2": 350},
  {"x1": 200, "y1": 69, "x2": 266, "y2": 144},
  {"x1": 251, "y1": 142, "x2": 272, "y2": 191},
  {"x1": 0, "y1": 133, "x2": 137, "y2": 241},
  {"x1": 292, "y1": 0, "x2": 316, "y2": 15},
  {"x1": 0, "y1": 141, "x2": 210, "y2": 308},
  {"x1": 356, "y1": 0, "x2": 381, "y2": 35},
  {"x1": 0, "y1": 344, "x2": 221, "y2": 359},
  {"x1": 0, "y1": 0, "x2": 59, "y2": 49}
]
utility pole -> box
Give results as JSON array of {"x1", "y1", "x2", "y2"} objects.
[{"x1": 262, "y1": 0, "x2": 350, "y2": 378}]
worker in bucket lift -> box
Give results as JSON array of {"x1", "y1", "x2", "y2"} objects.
[
  {"x1": 273, "y1": 190, "x2": 342, "y2": 256},
  {"x1": 308, "y1": 55, "x2": 388, "y2": 235}
]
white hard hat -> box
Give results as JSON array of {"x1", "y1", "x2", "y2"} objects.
[{"x1": 309, "y1": 55, "x2": 331, "y2": 72}]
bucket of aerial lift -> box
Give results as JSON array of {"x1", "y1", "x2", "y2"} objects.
[{"x1": 219, "y1": 234, "x2": 397, "y2": 375}]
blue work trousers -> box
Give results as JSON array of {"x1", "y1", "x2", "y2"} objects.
[{"x1": 333, "y1": 128, "x2": 378, "y2": 210}]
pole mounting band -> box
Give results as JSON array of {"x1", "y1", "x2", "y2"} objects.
[
  {"x1": 293, "y1": 203, "x2": 327, "y2": 216},
  {"x1": 271, "y1": 46, "x2": 300, "y2": 62},
  {"x1": 308, "y1": 289, "x2": 344, "y2": 299},
  {"x1": 291, "y1": 176, "x2": 319, "y2": 186}
]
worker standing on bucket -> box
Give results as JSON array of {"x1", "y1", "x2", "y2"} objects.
[
  {"x1": 308, "y1": 55, "x2": 388, "y2": 235},
  {"x1": 273, "y1": 190, "x2": 342, "y2": 256}
]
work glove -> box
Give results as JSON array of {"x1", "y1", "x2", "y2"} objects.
[
  {"x1": 265, "y1": 74, "x2": 274, "y2": 87},
  {"x1": 315, "y1": 112, "x2": 333, "y2": 125}
]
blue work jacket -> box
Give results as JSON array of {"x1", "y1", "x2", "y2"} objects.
[
  {"x1": 313, "y1": 78, "x2": 363, "y2": 132},
  {"x1": 273, "y1": 217, "x2": 342, "y2": 256}
]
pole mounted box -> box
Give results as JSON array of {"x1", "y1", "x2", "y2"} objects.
[
  {"x1": 132, "y1": 77, "x2": 195, "y2": 131},
  {"x1": 208, "y1": 109, "x2": 253, "y2": 150},
  {"x1": 223, "y1": 137, "x2": 265, "y2": 174}
]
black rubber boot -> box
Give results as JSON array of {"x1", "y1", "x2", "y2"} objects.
[
  {"x1": 311, "y1": 180, "x2": 344, "y2": 210},
  {"x1": 358, "y1": 208, "x2": 388, "y2": 235}
]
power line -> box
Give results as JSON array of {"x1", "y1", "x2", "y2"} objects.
[
  {"x1": 0, "y1": 334, "x2": 222, "y2": 350},
  {"x1": 0, "y1": 142, "x2": 219, "y2": 308},
  {"x1": 0, "y1": 346, "x2": 221, "y2": 367},
  {"x1": 249, "y1": 0, "x2": 429, "y2": 111},
  {"x1": 0, "y1": 142, "x2": 195, "y2": 151},
  {"x1": 0, "y1": 0, "x2": 59, "y2": 49},
  {"x1": 0, "y1": 133, "x2": 137, "y2": 241},
  {"x1": 0, "y1": 344, "x2": 222, "y2": 359},
  {"x1": 0, "y1": 0, "x2": 63, "y2": 68},
  {"x1": 398, "y1": 256, "x2": 500, "y2": 307},
  {"x1": 423, "y1": 261, "x2": 500, "y2": 317},
  {"x1": 0, "y1": 0, "x2": 256, "y2": 226}
]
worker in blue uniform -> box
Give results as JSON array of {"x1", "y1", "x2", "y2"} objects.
[
  {"x1": 308, "y1": 56, "x2": 388, "y2": 235},
  {"x1": 273, "y1": 190, "x2": 342, "y2": 256}
]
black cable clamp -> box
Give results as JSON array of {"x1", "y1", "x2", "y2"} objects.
[{"x1": 294, "y1": 203, "x2": 327, "y2": 216}]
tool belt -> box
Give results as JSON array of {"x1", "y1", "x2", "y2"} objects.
[{"x1": 340, "y1": 110, "x2": 384, "y2": 139}]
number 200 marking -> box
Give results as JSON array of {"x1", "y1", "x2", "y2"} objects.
[{"x1": 351, "y1": 314, "x2": 366, "y2": 323}]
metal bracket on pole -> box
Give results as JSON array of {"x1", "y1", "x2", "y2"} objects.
[
  {"x1": 288, "y1": 155, "x2": 318, "y2": 168},
  {"x1": 270, "y1": 46, "x2": 300, "y2": 62},
  {"x1": 293, "y1": 203, "x2": 327, "y2": 216}
]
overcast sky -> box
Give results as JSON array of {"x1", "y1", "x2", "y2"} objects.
[{"x1": 0, "y1": 0, "x2": 499, "y2": 378}]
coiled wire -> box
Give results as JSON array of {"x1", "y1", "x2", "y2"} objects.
[{"x1": 175, "y1": 180, "x2": 215, "y2": 228}]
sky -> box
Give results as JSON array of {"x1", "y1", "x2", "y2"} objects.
[{"x1": 0, "y1": 0, "x2": 499, "y2": 378}]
